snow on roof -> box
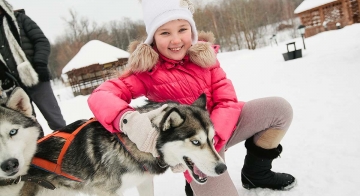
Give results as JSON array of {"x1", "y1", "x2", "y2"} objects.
[
  {"x1": 294, "y1": 0, "x2": 337, "y2": 14},
  {"x1": 62, "y1": 40, "x2": 129, "y2": 74}
]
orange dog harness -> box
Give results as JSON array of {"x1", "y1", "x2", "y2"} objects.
[{"x1": 31, "y1": 118, "x2": 97, "y2": 182}]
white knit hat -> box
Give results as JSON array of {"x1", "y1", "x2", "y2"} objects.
[{"x1": 142, "y1": 0, "x2": 198, "y2": 45}]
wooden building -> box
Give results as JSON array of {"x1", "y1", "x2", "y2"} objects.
[
  {"x1": 295, "y1": 0, "x2": 360, "y2": 37},
  {"x1": 62, "y1": 40, "x2": 129, "y2": 96}
]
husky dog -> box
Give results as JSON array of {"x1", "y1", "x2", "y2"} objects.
[
  {"x1": 20, "y1": 94, "x2": 226, "y2": 196},
  {"x1": 0, "y1": 88, "x2": 42, "y2": 196}
]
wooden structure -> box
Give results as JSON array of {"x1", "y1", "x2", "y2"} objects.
[
  {"x1": 295, "y1": 0, "x2": 360, "y2": 37},
  {"x1": 65, "y1": 59, "x2": 127, "y2": 96},
  {"x1": 62, "y1": 40, "x2": 129, "y2": 96}
]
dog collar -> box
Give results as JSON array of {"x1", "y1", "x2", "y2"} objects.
[
  {"x1": 0, "y1": 175, "x2": 56, "y2": 190},
  {"x1": 114, "y1": 132, "x2": 170, "y2": 171},
  {"x1": 156, "y1": 157, "x2": 168, "y2": 168}
]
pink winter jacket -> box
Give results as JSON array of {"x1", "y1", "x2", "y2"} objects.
[{"x1": 88, "y1": 52, "x2": 244, "y2": 152}]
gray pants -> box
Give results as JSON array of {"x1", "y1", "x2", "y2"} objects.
[
  {"x1": 190, "y1": 97, "x2": 293, "y2": 196},
  {"x1": 26, "y1": 81, "x2": 66, "y2": 130}
]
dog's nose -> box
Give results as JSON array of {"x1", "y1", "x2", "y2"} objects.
[
  {"x1": 215, "y1": 163, "x2": 227, "y2": 175},
  {"x1": 1, "y1": 158, "x2": 19, "y2": 175}
]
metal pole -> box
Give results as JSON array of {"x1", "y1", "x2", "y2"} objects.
[{"x1": 301, "y1": 34, "x2": 306, "y2": 50}]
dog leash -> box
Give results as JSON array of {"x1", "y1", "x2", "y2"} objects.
[
  {"x1": 0, "y1": 82, "x2": 16, "y2": 99},
  {"x1": 0, "y1": 175, "x2": 56, "y2": 190},
  {"x1": 0, "y1": 72, "x2": 21, "y2": 99}
]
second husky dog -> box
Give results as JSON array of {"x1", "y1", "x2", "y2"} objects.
[
  {"x1": 20, "y1": 94, "x2": 227, "y2": 196},
  {"x1": 0, "y1": 88, "x2": 42, "y2": 196}
]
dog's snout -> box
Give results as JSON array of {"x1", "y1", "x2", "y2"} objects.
[
  {"x1": 215, "y1": 163, "x2": 227, "y2": 175},
  {"x1": 1, "y1": 158, "x2": 19, "y2": 175}
]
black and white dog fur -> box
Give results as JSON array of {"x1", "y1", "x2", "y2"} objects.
[
  {"x1": 0, "y1": 88, "x2": 41, "y2": 196},
  {"x1": 0, "y1": 88, "x2": 226, "y2": 196}
]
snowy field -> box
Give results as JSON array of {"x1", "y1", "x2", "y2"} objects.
[{"x1": 36, "y1": 24, "x2": 360, "y2": 195}]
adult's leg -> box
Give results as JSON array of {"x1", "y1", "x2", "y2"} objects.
[
  {"x1": 190, "y1": 149, "x2": 239, "y2": 196},
  {"x1": 226, "y1": 97, "x2": 295, "y2": 190},
  {"x1": 26, "y1": 81, "x2": 66, "y2": 130},
  {"x1": 227, "y1": 97, "x2": 293, "y2": 148}
]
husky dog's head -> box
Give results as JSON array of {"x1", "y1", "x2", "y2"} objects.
[
  {"x1": 153, "y1": 94, "x2": 227, "y2": 184},
  {"x1": 0, "y1": 88, "x2": 41, "y2": 179}
]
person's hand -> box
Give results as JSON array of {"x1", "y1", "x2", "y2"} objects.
[
  {"x1": 120, "y1": 105, "x2": 167, "y2": 157},
  {"x1": 171, "y1": 163, "x2": 187, "y2": 173},
  {"x1": 34, "y1": 63, "x2": 51, "y2": 81}
]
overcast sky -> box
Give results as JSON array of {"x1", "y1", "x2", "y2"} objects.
[{"x1": 9, "y1": 0, "x2": 144, "y2": 43}]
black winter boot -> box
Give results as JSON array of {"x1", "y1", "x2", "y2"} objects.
[
  {"x1": 241, "y1": 137, "x2": 296, "y2": 190},
  {"x1": 185, "y1": 180, "x2": 193, "y2": 196}
]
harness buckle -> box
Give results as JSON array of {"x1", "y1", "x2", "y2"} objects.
[{"x1": 13, "y1": 176, "x2": 21, "y2": 184}]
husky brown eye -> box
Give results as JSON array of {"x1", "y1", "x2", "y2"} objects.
[
  {"x1": 191, "y1": 140, "x2": 200, "y2": 146},
  {"x1": 9, "y1": 129, "x2": 18, "y2": 137}
]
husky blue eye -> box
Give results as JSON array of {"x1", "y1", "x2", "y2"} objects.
[
  {"x1": 9, "y1": 129, "x2": 18, "y2": 137},
  {"x1": 191, "y1": 140, "x2": 200, "y2": 146}
]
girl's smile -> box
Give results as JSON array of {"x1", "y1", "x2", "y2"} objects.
[{"x1": 154, "y1": 19, "x2": 192, "y2": 61}]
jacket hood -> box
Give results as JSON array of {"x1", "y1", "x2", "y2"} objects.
[{"x1": 126, "y1": 31, "x2": 218, "y2": 73}]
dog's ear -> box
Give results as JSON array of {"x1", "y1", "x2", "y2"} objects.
[
  {"x1": 160, "y1": 108, "x2": 184, "y2": 131},
  {"x1": 192, "y1": 93, "x2": 207, "y2": 110},
  {"x1": 6, "y1": 87, "x2": 33, "y2": 118}
]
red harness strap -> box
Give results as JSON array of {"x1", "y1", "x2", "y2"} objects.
[{"x1": 31, "y1": 118, "x2": 97, "y2": 182}]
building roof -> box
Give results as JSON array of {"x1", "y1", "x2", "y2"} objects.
[
  {"x1": 294, "y1": 0, "x2": 337, "y2": 14},
  {"x1": 62, "y1": 40, "x2": 129, "y2": 74}
]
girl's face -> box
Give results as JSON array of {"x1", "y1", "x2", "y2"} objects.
[{"x1": 154, "y1": 20, "x2": 192, "y2": 61}]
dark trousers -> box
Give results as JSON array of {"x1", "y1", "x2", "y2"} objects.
[{"x1": 26, "y1": 81, "x2": 66, "y2": 130}]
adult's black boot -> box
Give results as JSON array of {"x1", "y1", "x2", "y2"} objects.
[{"x1": 241, "y1": 137, "x2": 296, "y2": 190}]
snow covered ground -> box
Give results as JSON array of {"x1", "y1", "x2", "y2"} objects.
[{"x1": 36, "y1": 24, "x2": 360, "y2": 195}]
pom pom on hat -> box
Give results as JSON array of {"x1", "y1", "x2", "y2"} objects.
[{"x1": 141, "y1": 0, "x2": 198, "y2": 45}]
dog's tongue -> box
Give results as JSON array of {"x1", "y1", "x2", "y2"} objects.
[{"x1": 193, "y1": 165, "x2": 207, "y2": 178}]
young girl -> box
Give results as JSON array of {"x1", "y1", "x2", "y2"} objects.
[{"x1": 88, "y1": 0, "x2": 296, "y2": 195}]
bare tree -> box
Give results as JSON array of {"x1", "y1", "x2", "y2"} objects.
[
  {"x1": 48, "y1": 0, "x2": 305, "y2": 78},
  {"x1": 108, "y1": 18, "x2": 146, "y2": 51}
]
